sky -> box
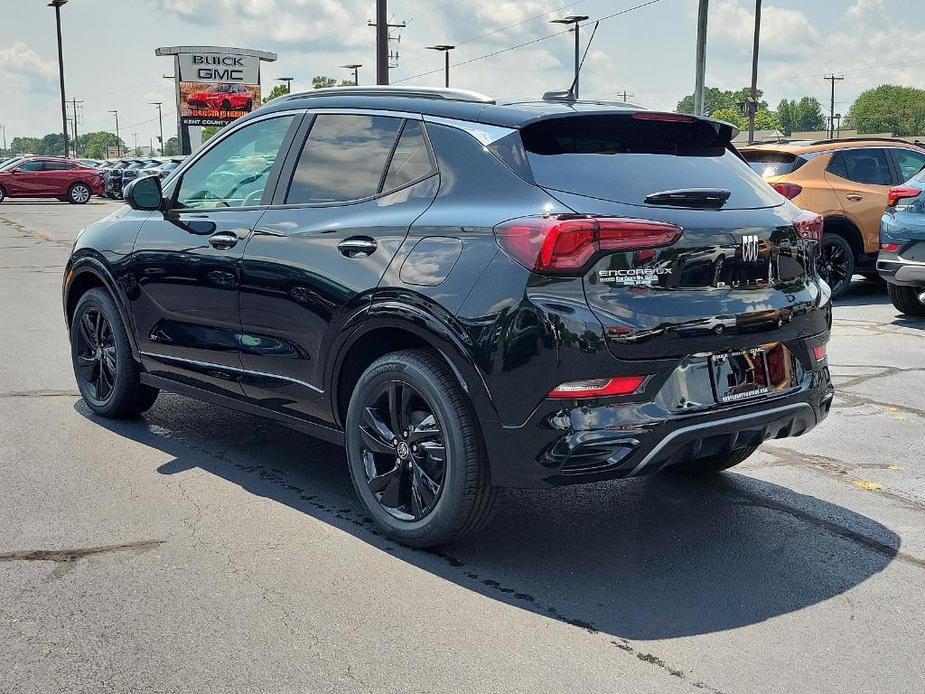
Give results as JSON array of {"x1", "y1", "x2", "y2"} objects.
[{"x1": 2, "y1": 0, "x2": 925, "y2": 149}]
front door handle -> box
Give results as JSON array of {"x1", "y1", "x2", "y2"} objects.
[
  {"x1": 338, "y1": 237, "x2": 377, "y2": 258},
  {"x1": 208, "y1": 231, "x2": 240, "y2": 249},
  {"x1": 845, "y1": 193, "x2": 863, "y2": 201}
]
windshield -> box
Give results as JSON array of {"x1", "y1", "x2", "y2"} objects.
[
  {"x1": 207, "y1": 84, "x2": 231, "y2": 93},
  {"x1": 0, "y1": 157, "x2": 23, "y2": 171}
]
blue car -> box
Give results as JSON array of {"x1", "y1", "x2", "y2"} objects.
[{"x1": 878, "y1": 170, "x2": 925, "y2": 316}]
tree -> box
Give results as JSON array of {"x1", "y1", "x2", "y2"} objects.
[
  {"x1": 76, "y1": 131, "x2": 123, "y2": 159},
  {"x1": 677, "y1": 86, "x2": 766, "y2": 117},
  {"x1": 312, "y1": 75, "x2": 354, "y2": 90},
  {"x1": 263, "y1": 84, "x2": 289, "y2": 103},
  {"x1": 201, "y1": 125, "x2": 224, "y2": 142},
  {"x1": 845, "y1": 85, "x2": 925, "y2": 136},
  {"x1": 9, "y1": 136, "x2": 43, "y2": 155},
  {"x1": 776, "y1": 97, "x2": 825, "y2": 135},
  {"x1": 164, "y1": 136, "x2": 180, "y2": 156}
]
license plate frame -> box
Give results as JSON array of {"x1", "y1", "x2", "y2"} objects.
[{"x1": 710, "y1": 347, "x2": 770, "y2": 403}]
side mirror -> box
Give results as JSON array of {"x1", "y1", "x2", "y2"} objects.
[{"x1": 124, "y1": 174, "x2": 163, "y2": 211}]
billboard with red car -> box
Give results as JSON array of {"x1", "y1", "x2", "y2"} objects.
[{"x1": 177, "y1": 52, "x2": 261, "y2": 126}]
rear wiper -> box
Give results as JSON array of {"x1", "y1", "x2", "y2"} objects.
[{"x1": 644, "y1": 188, "x2": 732, "y2": 209}]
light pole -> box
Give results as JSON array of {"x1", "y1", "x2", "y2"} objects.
[
  {"x1": 694, "y1": 0, "x2": 709, "y2": 116},
  {"x1": 132, "y1": 133, "x2": 138, "y2": 156},
  {"x1": 150, "y1": 102, "x2": 164, "y2": 155},
  {"x1": 49, "y1": 0, "x2": 70, "y2": 157},
  {"x1": 276, "y1": 77, "x2": 293, "y2": 94},
  {"x1": 425, "y1": 47, "x2": 454, "y2": 88},
  {"x1": 550, "y1": 15, "x2": 588, "y2": 98},
  {"x1": 109, "y1": 110, "x2": 121, "y2": 157},
  {"x1": 834, "y1": 113, "x2": 842, "y2": 139},
  {"x1": 340, "y1": 64, "x2": 362, "y2": 86},
  {"x1": 747, "y1": 0, "x2": 762, "y2": 145}
]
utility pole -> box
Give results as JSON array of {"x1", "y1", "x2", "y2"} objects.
[
  {"x1": 340, "y1": 64, "x2": 362, "y2": 86},
  {"x1": 617, "y1": 90, "x2": 634, "y2": 102},
  {"x1": 824, "y1": 74, "x2": 844, "y2": 139},
  {"x1": 747, "y1": 0, "x2": 762, "y2": 144},
  {"x1": 150, "y1": 102, "x2": 164, "y2": 155},
  {"x1": 132, "y1": 133, "x2": 138, "y2": 156},
  {"x1": 693, "y1": 0, "x2": 709, "y2": 116},
  {"x1": 369, "y1": 2, "x2": 405, "y2": 85},
  {"x1": 426, "y1": 46, "x2": 454, "y2": 88},
  {"x1": 69, "y1": 98, "x2": 83, "y2": 157},
  {"x1": 109, "y1": 110, "x2": 121, "y2": 157},
  {"x1": 50, "y1": 0, "x2": 70, "y2": 157},
  {"x1": 551, "y1": 15, "x2": 589, "y2": 98}
]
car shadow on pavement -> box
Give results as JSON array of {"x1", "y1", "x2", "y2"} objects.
[
  {"x1": 836, "y1": 276, "x2": 890, "y2": 307},
  {"x1": 76, "y1": 395, "x2": 901, "y2": 641}
]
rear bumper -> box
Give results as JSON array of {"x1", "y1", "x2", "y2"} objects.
[
  {"x1": 481, "y1": 365, "x2": 833, "y2": 488},
  {"x1": 877, "y1": 250, "x2": 925, "y2": 287}
]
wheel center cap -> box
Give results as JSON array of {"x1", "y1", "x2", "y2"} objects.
[{"x1": 396, "y1": 441, "x2": 411, "y2": 460}]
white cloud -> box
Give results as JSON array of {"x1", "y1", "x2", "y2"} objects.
[
  {"x1": 711, "y1": 0, "x2": 819, "y2": 60},
  {"x1": 0, "y1": 42, "x2": 57, "y2": 95}
]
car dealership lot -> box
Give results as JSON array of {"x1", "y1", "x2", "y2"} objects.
[{"x1": 1, "y1": 200, "x2": 922, "y2": 693}]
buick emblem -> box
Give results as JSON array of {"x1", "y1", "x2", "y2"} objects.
[
  {"x1": 396, "y1": 441, "x2": 411, "y2": 459},
  {"x1": 741, "y1": 234, "x2": 760, "y2": 262}
]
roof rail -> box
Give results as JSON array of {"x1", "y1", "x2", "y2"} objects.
[
  {"x1": 804, "y1": 136, "x2": 921, "y2": 147},
  {"x1": 280, "y1": 86, "x2": 495, "y2": 104}
]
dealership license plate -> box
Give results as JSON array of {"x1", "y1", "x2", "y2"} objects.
[{"x1": 710, "y1": 348, "x2": 770, "y2": 403}]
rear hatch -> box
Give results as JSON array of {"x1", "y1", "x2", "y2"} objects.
[{"x1": 511, "y1": 112, "x2": 828, "y2": 360}]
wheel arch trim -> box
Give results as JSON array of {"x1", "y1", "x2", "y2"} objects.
[
  {"x1": 328, "y1": 298, "x2": 500, "y2": 429},
  {"x1": 63, "y1": 257, "x2": 140, "y2": 360}
]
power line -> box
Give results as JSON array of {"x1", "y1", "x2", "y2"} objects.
[{"x1": 394, "y1": 0, "x2": 663, "y2": 84}]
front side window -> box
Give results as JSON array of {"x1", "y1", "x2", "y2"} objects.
[
  {"x1": 17, "y1": 160, "x2": 44, "y2": 171},
  {"x1": 175, "y1": 115, "x2": 294, "y2": 209},
  {"x1": 828, "y1": 148, "x2": 892, "y2": 185},
  {"x1": 286, "y1": 114, "x2": 403, "y2": 204}
]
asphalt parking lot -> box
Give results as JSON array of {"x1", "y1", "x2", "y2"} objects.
[{"x1": 1, "y1": 199, "x2": 922, "y2": 694}]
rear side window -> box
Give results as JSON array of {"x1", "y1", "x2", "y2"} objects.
[
  {"x1": 892, "y1": 148, "x2": 925, "y2": 182},
  {"x1": 741, "y1": 150, "x2": 806, "y2": 177},
  {"x1": 382, "y1": 120, "x2": 434, "y2": 191},
  {"x1": 518, "y1": 114, "x2": 783, "y2": 210},
  {"x1": 828, "y1": 148, "x2": 891, "y2": 185},
  {"x1": 44, "y1": 161, "x2": 74, "y2": 171},
  {"x1": 287, "y1": 114, "x2": 402, "y2": 204}
]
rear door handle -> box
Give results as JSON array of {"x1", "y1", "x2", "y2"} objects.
[
  {"x1": 338, "y1": 237, "x2": 377, "y2": 258},
  {"x1": 845, "y1": 193, "x2": 863, "y2": 201},
  {"x1": 208, "y1": 231, "x2": 240, "y2": 249}
]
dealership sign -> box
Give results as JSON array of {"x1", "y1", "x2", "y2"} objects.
[{"x1": 156, "y1": 46, "x2": 277, "y2": 145}]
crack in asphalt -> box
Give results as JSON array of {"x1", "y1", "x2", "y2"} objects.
[
  {"x1": 0, "y1": 217, "x2": 72, "y2": 248},
  {"x1": 0, "y1": 390, "x2": 80, "y2": 399},
  {"x1": 0, "y1": 540, "x2": 164, "y2": 564}
]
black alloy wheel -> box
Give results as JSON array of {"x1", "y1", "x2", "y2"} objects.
[
  {"x1": 70, "y1": 288, "x2": 159, "y2": 417},
  {"x1": 74, "y1": 305, "x2": 117, "y2": 404},
  {"x1": 346, "y1": 350, "x2": 496, "y2": 547},
  {"x1": 817, "y1": 234, "x2": 854, "y2": 297},
  {"x1": 358, "y1": 380, "x2": 446, "y2": 521}
]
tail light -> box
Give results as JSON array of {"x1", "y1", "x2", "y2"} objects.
[
  {"x1": 886, "y1": 185, "x2": 920, "y2": 207},
  {"x1": 812, "y1": 344, "x2": 827, "y2": 362},
  {"x1": 494, "y1": 215, "x2": 682, "y2": 274},
  {"x1": 771, "y1": 182, "x2": 802, "y2": 199},
  {"x1": 881, "y1": 243, "x2": 900, "y2": 251},
  {"x1": 793, "y1": 211, "x2": 823, "y2": 243},
  {"x1": 548, "y1": 375, "x2": 645, "y2": 399}
]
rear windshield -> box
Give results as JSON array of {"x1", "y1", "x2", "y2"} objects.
[
  {"x1": 517, "y1": 115, "x2": 783, "y2": 210},
  {"x1": 741, "y1": 150, "x2": 807, "y2": 177}
]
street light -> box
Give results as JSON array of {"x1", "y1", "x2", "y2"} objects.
[
  {"x1": 109, "y1": 110, "x2": 121, "y2": 158},
  {"x1": 550, "y1": 15, "x2": 588, "y2": 98},
  {"x1": 276, "y1": 77, "x2": 293, "y2": 93},
  {"x1": 340, "y1": 64, "x2": 362, "y2": 87},
  {"x1": 425, "y1": 46, "x2": 454, "y2": 88},
  {"x1": 49, "y1": 0, "x2": 70, "y2": 157},
  {"x1": 150, "y1": 102, "x2": 164, "y2": 155}
]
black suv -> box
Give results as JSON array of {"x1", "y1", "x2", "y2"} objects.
[{"x1": 63, "y1": 87, "x2": 834, "y2": 546}]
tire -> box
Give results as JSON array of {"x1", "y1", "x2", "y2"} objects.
[
  {"x1": 672, "y1": 445, "x2": 760, "y2": 474},
  {"x1": 887, "y1": 282, "x2": 925, "y2": 317},
  {"x1": 345, "y1": 349, "x2": 497, "y2": 547},
  {"x1": 220, "y1": 99, "x2": 231, "y2": 111},
  {"x1": 70, "y1": 288, "x2": 159, "y2": 418},
  {"x1": 68, "y1": 183, "x2": 92, "y2": 204},
  {"x1": 817, "y1": 234, "x2": 855, "y2": 298},
  {"x1": 244, "y1": 99, "x2": 253, "y2": 112},
  {"x1": 0, "y1": 185, "x2": 5, "y2": 204}
]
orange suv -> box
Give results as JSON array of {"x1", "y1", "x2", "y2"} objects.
[{"x1": 740, "y1": 138, "x2": 925, "y2": 296}]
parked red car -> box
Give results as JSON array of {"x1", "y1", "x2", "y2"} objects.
[
  {"x1": 185, "y1": 83, "x2": 254, "y2": 112},
  {"x1": 0, "y1": 157, "x2": 103, "y2": 204}
]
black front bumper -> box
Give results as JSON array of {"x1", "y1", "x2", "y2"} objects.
[{"x1": 481, "y1": 367, "x2": 833, "y2": 488}]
